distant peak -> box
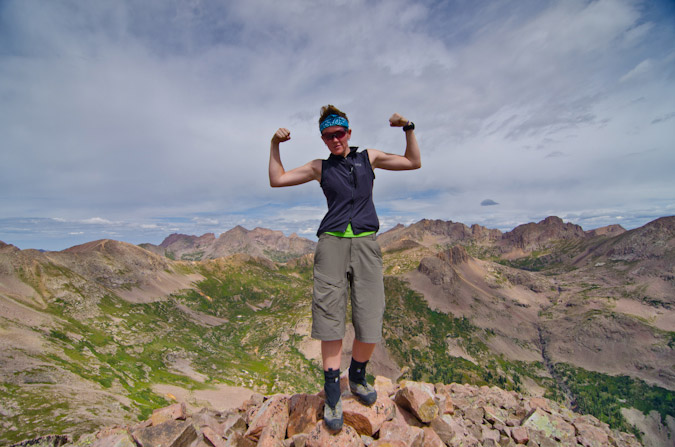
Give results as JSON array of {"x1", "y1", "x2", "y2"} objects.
[{"x1": 540, "y1": 216, "x2": 565, "y2": 225}]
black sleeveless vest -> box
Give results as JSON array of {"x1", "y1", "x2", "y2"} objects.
[{"x1": 317, "y1": 147, "x2": 380, "y2": 236}]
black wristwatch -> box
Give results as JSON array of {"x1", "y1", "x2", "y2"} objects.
[{"x1": 403, "y1": 121, "x2": 415, "y2": 131}]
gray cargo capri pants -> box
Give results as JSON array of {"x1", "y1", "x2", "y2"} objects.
[{"x1": 311, "y1": 232, "x2": 385, "y2": 343}]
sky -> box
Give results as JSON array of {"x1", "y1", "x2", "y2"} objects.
[{"x1": 1, "y1": 0, "x2": 674, "y2": 251}]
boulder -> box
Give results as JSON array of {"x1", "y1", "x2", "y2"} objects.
[
  {"x1": 244, "y1": 395, "x2": 289, "y2": 446},
  {"x1": 370, "y1": 440, "x2": 407, "y2": 447},
  {"x1": 574, "y1": 421, "x2": 609, "y2": 447},
  {"x1": 510, "y1": 426, "x2": 529, "y2": 444},
  {"x1": 521, "y1": 408, "x2": 575, "y2": 444},
  {"x1": 343, "y1": 394, "x2": 396, "y2": 436},
  {"x1": 202, "y1": 426, "x2": 227, "y2": 447},
  {"x1": 434, "y1": 385, "x2": 455, "y2": 415},
  {"x1": 91, "y1": 432, "x2": 136, "y2": 447},
  {"x1": 374, "y1": 376, "x2": 396, "y2": 397},
  {"x1": 394, "y1": 381, "x2": 439, "y2": 423},
  {"x1": 287, "y1": 393, "x2": 323, "y2": 437},
  {"x1": 151, "y1": 403, "x2": 187, "y2": 426},
  {"x1": 430, "y1": 414, "x2": 467, "y2": 445},
  {"x1": 132, "y1": 419, "x2": 198, "y2": 447},
  {"x1": 305, "y1": 421, "x2": 362, "y2": 447},
  {"x1": 378, "y1": 420, "x2": 424, "y2": 447},
  {"x1": 421, "y1": 426, "x2": 445, "y2": 447}
]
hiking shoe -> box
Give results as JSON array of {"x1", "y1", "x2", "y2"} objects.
[
  {"x1": 349, "y1": 380, "x2": 377, "y2": 406},
  {"x1": 323, "y1": 397, "x2": 343, "y2": 432}
]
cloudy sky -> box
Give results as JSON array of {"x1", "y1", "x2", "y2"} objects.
[{"x1": 1, "y1": 0, "x2": 674, "y2": 251}]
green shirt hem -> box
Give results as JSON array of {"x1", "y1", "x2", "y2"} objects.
[{"x1": 324, "y1": 223, "x2": 376, "y2": 238}]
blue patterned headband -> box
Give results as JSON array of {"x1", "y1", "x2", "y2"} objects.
[{"x1": 319, "y1": 114, "x2": 349, "y2": 133}]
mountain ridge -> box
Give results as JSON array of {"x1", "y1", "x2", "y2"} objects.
[
  {"x1": 141, "y1": 226, "x2": 316, "y2": 262},
  {"x1": 0, "y1": 215, "x2": 673, "y2": 446}
]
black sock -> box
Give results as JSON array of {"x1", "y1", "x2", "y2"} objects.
[
  {"x1": 323, "y1": 368, "x2": 341, "y2": 408},
  {"x1": 349, "y1": 358, "x2": 368, "y2": 386}
]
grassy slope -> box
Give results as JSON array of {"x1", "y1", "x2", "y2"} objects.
[{"x1": 1, "y1": 248, "x2": 673, "y2": 443}]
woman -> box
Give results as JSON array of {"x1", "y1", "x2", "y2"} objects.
[{"x1": 269, "y1": 105, "x2": 421, "y2": 431}]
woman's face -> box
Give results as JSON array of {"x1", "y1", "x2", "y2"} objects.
[{"x1": 321, "y1": 126, "x2": 351, "y2": 157}]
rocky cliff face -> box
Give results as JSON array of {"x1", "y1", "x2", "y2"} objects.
[
  {"x1": 13, "y1": 378, "x2": 643, "y2": 447},
  {"x1": 501, "y1": 216, "x2": 587, "y2": 252},
  {"x1": 377, "y1": 220, "x2": 501, "y2": 252},
  {"x1": 146, "y1": 227, "x2": 316, "y2": 262}
]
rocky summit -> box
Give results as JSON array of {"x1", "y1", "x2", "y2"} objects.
[{"x1": 12, "y1": 377, "x2": 642, "y2": 447}]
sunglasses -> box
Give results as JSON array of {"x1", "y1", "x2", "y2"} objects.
[{"x1": 321, "y1": 129, "x2": 348, "y2": 141}]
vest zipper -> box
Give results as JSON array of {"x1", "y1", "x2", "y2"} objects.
[{"x1": 349, "y1": 164, "x2": 355, "y2": 228}]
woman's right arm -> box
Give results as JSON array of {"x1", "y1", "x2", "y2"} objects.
[{"x1": 269, "y1": 128, "x2": 321, "y2": 187}]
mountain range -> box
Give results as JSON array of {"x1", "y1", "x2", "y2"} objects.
[{"x1": 0, "y1": 216, "x2": 673, "y2": 446}]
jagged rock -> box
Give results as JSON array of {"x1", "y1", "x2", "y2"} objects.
[
  {"x1": 287, "y1": 393, "x2": 323, "y2": 437},
  {"x1": 421, "y1": 427, "x2": 445, "y2": 447},
  {"x1": 445, "y1": 383, "x2": 478, "y2": 412},
  {"x1": 223, "y1": 413, "x2": 248, "y2": 438},
  {"x1": 522, "y1": 408, "x2": 576, "y2": 445},
  {"x1": 34, "y1": 377, "x2": 642, "y2": 447},
  {"x1": 394, "y1": 381, "x2": 439, "y2": 423},
  {"x1": 481, "y1": 425, "x2": 500, "y2": 443},
  {"x1": 370, "y1": 440, "x2": 407, "y2": 447},
  {"x1": 609, "y1": 430, "x2": 643, "y2": 447},
  {"x1": 390, "y1": 402, "x2": 424, "y2": 428},
  {"x1": 378, "y1": 420, "x2": 424, "y2": 447},
  {"x1": 462, "y1": 406, "x2": 485, "y2": 425},
  {"x1": 436, "y1": 246, "x2": 469, "y2": 265},
  {"x1": 374, "y1": 376, "x2": 396, "y2": 397},
  {"x1": 192, "y1": 408, "x2": 224, "y2": 432},
  {"x1": 484, "y1": 386, "x2": 520, "y2": 412},
  {"x1": 241, "y1": 393, "x2": 266, "y2": 425},
  {"x1": 526, "y1": 397, "x2": 551, "y2": 413},
  {"x1": 306, "y1": 421, "x2": 362, "y2": 446},
  {"x1": 417, "y1": 256, "x2": 458, "y2": 285},
  {"x1": 510, "y1": 426, "x2": 529, "y2": 444},
  {"x1": 132, "y1": 419, "x2": 198, "y2": 447},
  {"x1": 202, "y1": 426, "x2": 227, "y2": 447},
  {"x1": 433, "y1": 384, "x2": 455, "y2": 415},
  {"x1": 482, "y1": 404, "x2": 506, "y2": 426},
  {"x1": 244, "y1": 395, "x2": 289, "y2": 445},
  {"x1": 91, "y1": 432, "x2": 136, "y2": 447},
  {"x1": 573, "y1": 421, "x2": 609, "y2": 447},
  {"x1": 430, "y1": 414, "x2": 467, "y2": 445},
  {"x1": 223, "y1": 431, "x2": 255, "y2": 447},
  {"x1": 451, "y1": 433, "x2": 480, "y2": 447},
  {"x1": 285, "y1": 433, "x2": 309, "y2": 447},
  {"x1": 151, "y1": 402, "x2": 187, "y2": 426},
  {"x1": 343, "y1": 394, "x2": 396, "y2": 436}
]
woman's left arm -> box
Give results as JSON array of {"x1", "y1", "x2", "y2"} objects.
[{"x1": 368, "y1": 113, "x2": 421, "y2": 171}]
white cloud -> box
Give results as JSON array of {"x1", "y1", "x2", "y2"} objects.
[
  {"x1": 620, "y1": 59, "x2": 654, "y2": 82},
  {"x1": 1, "y1": 0, "x2": 674, "y2": 250},
  {"x1": 82, "y1": 217, "x2": 114, "y2": 225}
]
